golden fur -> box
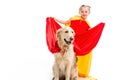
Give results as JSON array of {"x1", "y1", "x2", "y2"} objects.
[{"x1": 53, "y1": 27, "x2": 78, "y2": 80}]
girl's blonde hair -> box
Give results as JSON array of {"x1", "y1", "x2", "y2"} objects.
[{"x1": 79, "y1": 5, "x2": 91, "y2": 11}]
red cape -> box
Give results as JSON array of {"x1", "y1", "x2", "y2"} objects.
[{"x1": 46, "y1": 17, "x2": 105, "y2": 56}]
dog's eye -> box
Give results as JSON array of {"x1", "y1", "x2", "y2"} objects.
[
  {"x1": 65, "y1": 31, "x2": 68, "y2": 33},
  {"x1": 71, "y1": 31, "x2": 73, "y2": 33}
]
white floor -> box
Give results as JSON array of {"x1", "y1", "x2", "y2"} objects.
[{"x1": 0, "y1": 0, "x2": 120, "y2": 80}]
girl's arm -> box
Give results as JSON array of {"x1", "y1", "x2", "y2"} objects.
[{"x1": 54, "y1": 17, "x2": 70, "y2": 24}]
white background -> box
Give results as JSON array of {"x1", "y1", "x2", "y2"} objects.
[{"x1": 0, "y1": 0, "x2": 120, "y2": 80}]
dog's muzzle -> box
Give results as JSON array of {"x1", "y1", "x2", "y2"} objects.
[{"x1": 64, "y1": 37, "x2": 74, "y2": 45}]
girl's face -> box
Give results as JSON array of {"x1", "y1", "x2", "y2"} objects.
[{"x1": 79, "y1": 7, "x2": 90, "y2": 20}]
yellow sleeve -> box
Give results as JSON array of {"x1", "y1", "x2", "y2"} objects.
[{"x1": 65, "y1": 15, "x2": 81, "y2": 27}]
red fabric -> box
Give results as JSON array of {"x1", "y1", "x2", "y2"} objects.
[
  {"x1": 46, "y1": 17, "x2": 61, "y2": 52},
  {"x1": 71, "y1": 20, "x2": 105, "y2": 56},
  {"x1": 46, "y1": 17, "x2": 105, "y2": 56},
  {"x1": 70, "y1": 20, "x2": 90, "y2": 35}
]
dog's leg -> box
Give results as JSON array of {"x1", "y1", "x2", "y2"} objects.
[
  {"x1": 53, "y1": 63, "x2": 59, "y2": 80},
  {"x1": 71, "y1": 66, "x2": 78, "y2": 80},
  {"x1": 65, "y1": 63, "x2": 71, "y2": 80},
  {"x1": 71, "y1": 73, "x2": 78, "y2": 80}
]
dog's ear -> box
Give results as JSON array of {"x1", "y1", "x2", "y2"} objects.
[{"x1": 56, "y1": 28, "x2": 62, "y2": 39}]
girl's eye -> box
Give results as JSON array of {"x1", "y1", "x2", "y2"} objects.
[
  {"x1": 65, "y1": 31, "x2": 68, "y2": 33},
  {"x1": 81, "y1": 11, "x2": 84, "y2": 13}
]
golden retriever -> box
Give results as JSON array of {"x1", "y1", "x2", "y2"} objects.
[{"x1": 52, "y1": 27, "x2": 78, "y2": 80}]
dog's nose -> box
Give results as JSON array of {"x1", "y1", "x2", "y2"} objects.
[{"x1": 70, "y1": 37, "x2": 73, "y2": 41}]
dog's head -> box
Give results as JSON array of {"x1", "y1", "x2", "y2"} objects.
[{"x1": 56, "y1": 27, "x2": 75, "y2": 48}]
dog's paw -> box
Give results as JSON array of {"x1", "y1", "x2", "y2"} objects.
[{"x1": 52, "y1": 77, "x2": 55, "y2": 80}]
